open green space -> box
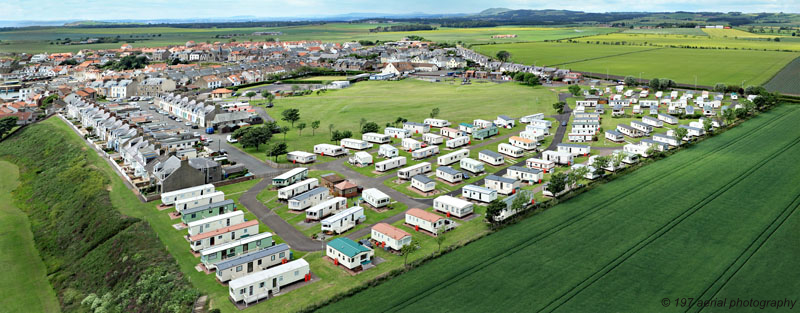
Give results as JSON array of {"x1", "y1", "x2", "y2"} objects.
[
  {"x1": 474, "y1": 42, "x2": 656, "y2": 67},
  {"x1": 764, "y1": 56, "x2": 800, "y2": 95},
  {"x1": 0, "y1": 160, "x2": 60, "y2": 313},
  {"x1": 569, "y1": 30, "x2": 800, "y2": 51},
  {"x1": 317, "y1": 104, "x2": 800, "y2": 313}
]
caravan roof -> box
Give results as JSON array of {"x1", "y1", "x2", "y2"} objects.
[
  {"x1": 216, "y1": 243, "x2": 290, "y2": 272},
  {"x1": 229, "y1": 259, "x2": 309, "y2": 290}
]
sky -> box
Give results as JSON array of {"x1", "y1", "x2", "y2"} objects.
[{"x1": 1, "y1": 0, "x2": 799, "y2": 21}]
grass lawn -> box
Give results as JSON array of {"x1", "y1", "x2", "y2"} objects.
[
  {"x1": 297, "y1": 76, "x2": 350, "y2": 81},
  {"x1": 0, "y1": 160, "x2": 60, "y2": 313},
  {"x1": 317, "y1": 104, "x2": 800, "y2": 313}
]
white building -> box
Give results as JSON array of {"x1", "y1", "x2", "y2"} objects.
[
  {"x1": 362, "y1": 188, "x2": 391, "y2": 208},
  {"x1": 433, "y1": 195, "x2": 473, "y2": 218}
]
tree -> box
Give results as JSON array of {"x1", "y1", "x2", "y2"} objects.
[
  {"x1": 296, "y1": 122, "x2": 307, "y2": 136},
  {"x1": 552, "y1": 102, "x2": 565, "y2": 114},
  {"x1": 513, "y1": 72, "x2": 525, "y2": 82},
  {"x1": 485, "y1": 199, "x2": 506, "y2": 226},
  {"x1": 723, "y1": 107, "x2": 736, "y2": 125},
  {"x1": 394, "y1": 117, "x2": 406, "y2": 127},
  {"x1": 611, "y1": 152, "x2": 625, "y2": 170},
  {"x1": 674, "y1": 127, "x2": 688, "y2": 145},
  {"x1": 266, "y1": 142, "x2": 288, "y2": 161},
  {"x1": 239, "y1": 126, "x2": 272, "y2": 150},
  {"x1": 703, "y1": 118, "x2": 713, "y2": 134},
  {"x1": 341, "y1": 130, "x2": 353, "y2": 139},
  {"x1": 592, "y1": 155, "x2": 609, "y2": 176},
  {"x1": 429, "y1": 107, "x2": 440, "y2": 119},
  {"x1": 624, "y1": 76, "x2": 636, "y2": 86},
  {"x1": 400, "y1": 240, "x2": 420, "y2": 267},
  {"x1": 311, "y1": 120, "x2": 320, "y2": 135},
  {"x1": 245, "y1": 91, "x2": 256, "y2": 102},
  {"x1": 742, "y1": 99, "x2": 756, "y2": 115},
  {"x1": 0, "y1": 116, "x2": 18, "y2": 137},
  {"x1": 361, "y1": 122, "x2": 379, "y2": 134},
  {"x1": 280, "y1": 126, "x2": 290, "y2": 141},
  {"x1": 648, "y1": 78, "x2": 660, "y2": 90},
  {"x1": 495, "y1": 50, "x2": 511, "y2": 62},
  {"x1": 547, "y1": 172, "x2": 568, "y2": 197},
  {"x1": 231, "y1": 127, "x2": 251, "y2": 140},
  {"x1": 568, "y1": 84, "x2": 582, "y2": 96},
  {"x1": 435, "y1": 228, "x2": 446, "y2": 253},
  {"x1": 713, "y1": 83, "x2": 726, "y2": 92},
  {"x1": 511, "y1": 190, "x2": 531, "y2": 214},
  {"x1": 281, "y1": 108, "x2": 300, "y2": 127}
]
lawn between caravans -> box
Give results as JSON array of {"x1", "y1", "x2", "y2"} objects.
[{"x1": 317, "y1": 104, "x2": 800, "y2": 313}]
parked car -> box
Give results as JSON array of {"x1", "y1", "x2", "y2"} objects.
[
  {"x1": 561, "y1": 121, "x2": 567, "y2": 127},
  {"x1": 184, "y1": 122, "x2": 192, "y2": 127},
  {"x1": 227, "y1": 135, "x2": 238, "y2": 143},
  {"x1": 266, "y1": 103, "x2": 274, "y2": 108}
]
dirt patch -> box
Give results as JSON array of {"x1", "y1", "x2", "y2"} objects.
[
  {"x1": 168, "y1": 212, "x2": 181, "y2": 220},
  {"x1": 171, "y1": 223, "x2": 187, "y2": 230}
]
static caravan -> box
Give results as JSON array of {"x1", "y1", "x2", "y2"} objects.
[
  {"x1": 349, "y1": 151, "x2": 373, "y2": 166},
  {"x1": 458, "y1": 123, "x2": 476, "y2": 134},
  {"x1": 605, "y1": 130, "x2": 625, "y2": 142},
  {"x1": 589, "y1": 155, "x2": 621, "y2": 172},
  {"x1": 631, "y1": 120, "x2": 653, "y2": 134},
  {"x1": 175, "y1": 191, "x2": 226, "y2": 213},
  {"x1": 378, "y1": 144, "x2": 399, "y2": 158},
  {"x1": 680, "y1": 124, "x2": 705, "y2": 137},
  {"x1": 371, "y1": 223, "x2": 412, "y2": 251},
  {"x1": 422, "y1": 133, "x2": 444, "y2": 145},
  {"x1": 658, "y1": 113, "x2": 679, "y2": 125},
  {"x1": 642, "y1": 116, "x2": 663, "y2": 127},
  {"x1": 314, "y1": 143, "x2": 347, "y2": 157},
  {"x1": 362, "y1": 188, "x2": 391, "y2": 208},
  {"x1": 341, "y1": 138, "x2": 373, "y2": 150},
  {"x1": 190, "y1": 220, "x2": 259, "y2": 251},
  {"x1": 462, "y1": 184, "x2": 498, "y2": 202},
  {"x1": 403, "y1": 121, "x2": 430, "y2": 134},
  {"x1": 200, "y1": 232, "x2": 274, "y2": 270},
  {"x1": 520, "y1": 113, "x2": 545, "y2": 123},
  {"x1": 278, "y1": 178, "x2": 319, "y2": 200},
  {"x1": 473, "y1": 119, "x2": 493, "y2": 129},
  {"x1": 180, "y1": 199, "x2": 236, "y2": 224},
  {"x1": 362, "y1": 132, "x2": 391, "y2": 144},
  {"x1": 493, "y1": 192, "x2": 534, "y2": 222},
  {"x1": 573, "y1": 112, "x2": 601, "y2": 119},
  {"x1": 439, "y1": 127, "x2": 462, "y2": 139},
  {"x1": 385, "y1": 127, "x2": 411, "y2": 139},
  {"x1": 623, "y1": 143, "x2": 649, "y2": 157},
  {"x1": 543, "y1": 150, "x2": 574, "y2": 165},
  {"x1": 188, "y1": 210, "x2": 245, "y2": 237},
  {"x1": 506, "y1": 166, "x2": 543, "y2": 184},
  {"x1": 557, "y1": 143, "x2": 591, "y2": 156},
  {"x1": 576, "y1": 100, "x2": 598, "y2": 107},
  {"x1": 326, "y1": 237, "x2": 373, "y2": 269},
  {"x1": 446, "y1": 136, "x2": 470, "y2": 149},
  {"x1": 473, "y1": 125, "x2": 499, "y2": 140},
  {"x1": 479, "y1": 149, "x2": 505, "y2": 166},
  {"x1": 321, "y1": 206, "x2": 366, "y2": 234},
  {"x1": 288, "y1": 187, "x2": 329, "y2": 211},
  {"x1": 228, "y1": 259, "x2": 309, "y2": 304},
  {"x1": 527, "y1": 158, "x2": 556, "y2": 172},
  {"x1": 406, "y1": 208, "x2": 453, "y2": 233},
  {"x1": 485, "y1": 175, "x2": 520, "y2": 195},
  {"x1": 526, "y1": 125, "x2": 550, "y2": 136},
  {"x1": 568, "y1": 133, "x2": 594, "y2": 143},
  {"x1": 460, "y1": 158, "x2": 484, "y2": 174},
  {"x1": 286, "y1": 151, "x2": 316, "y2": 164},
  {"x1": 398, "y1": 162, "x2": 432, "y2": 180},
  {"x1": 529, "y1": 119, "x2": 552, "y2": 129},
  {"x1": 161, "y1": 184, "x2": 215, "y2": 205},
  {"x1": 509, "y1": 136, "x2": 536, "y2": 150},
  {"x1": 498, "y1": 143, "x2": 524, "y2": 158},
  {"x1": 412, "y1": 146, "x2": 439, "y2": 160},
  {"x1": 215, "y1": 243, "x2": 291, "y2": 283},
  {"x1": 424, "y1": 118, "x2": 451, "y2": 128},
  {"x1": 519, "y1": 131, "x2": 544, "y2": 143},
  {"x1": 639, "y1": 100, "x2": 659, "y2": 108},
  {"x1": 272, "y1": 167, "x2": 308, "y2": 187},
  {"x1": 305, "y1": 197, "x2": 348, "y2": 221},
  {"x1": 571, "y1": 164, "x2": 599, "y2": 180},
  {"x1": 402, "y1": 138, "x2": 423, "y2": 151},
  {"x1": 411, "y1": 175, "x2": 436, "y2": 192},
  {"x1": 436, "y1": 166, "x2": 463, "y2": 184},
  {"x1": 596, "y1": 103, "x2": 606, "y2": 114},
  {"x1": 437, "y1": 149, "x2": 470, "y2": 166},
  {"x1": 617, "y1": 124, "x2": 644, "y2": 138},
  {"x1": 375, "y1": 156, "x2": 407, "y2": 172},
  {"x1": 653, "y1": 133, "x2": 680, "y2": 146},
  {"x1": 494, "y1": 115, "x2": 515, "y2": 128},
  {"x1": 433, "y1": 195, "x2": 473, "y2": 218},
  {"x1": 640, "y1": 139, "x2": 670, "y2": 152}
]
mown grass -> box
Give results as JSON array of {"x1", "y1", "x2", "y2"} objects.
[{"x1": 316, "y1": 105, "x2": 800, "y2": 312}]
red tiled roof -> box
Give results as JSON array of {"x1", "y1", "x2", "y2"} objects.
[{"x1": 188, "y1": 220, "x2": 258, "y2": 241}]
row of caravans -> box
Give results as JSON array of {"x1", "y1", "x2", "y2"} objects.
[
  {"x1": 305, "y1": 197, "x2": 348, "y2": 222},
  {"x1": 277, "y1": 178, "x2": 319, "y2": 200},
  {"x1": 161, "y1": 184, "x2": 215, "y2": 205}
]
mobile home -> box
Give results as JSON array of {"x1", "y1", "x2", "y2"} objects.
[
  {"x1": 630, "y1": 120, "x2": 653, "y2": 134},
  {"x1": 473, "y1": 119, "x2": 493, "y2": 129},
  {"x1": 341, "y1": 138, "x2": 373, "y2": 150},
  {"x1": 437, "y1": 149, "x2": 470, "y2": 166},
  {"x1": 658, "y1": 113, "x2": 679, "y2": 125},
  {"x1": 405, "y1": 208, "x2": 453, "y2": 233},
  {"x1": 362, "y1": 132, "x2": 390, "y2": 144},
  {"x1": 623, "y1": 143, "x2": 650, "y2": 157},
  {"x1": 378, "y1": 144, "x2": 399, "y2": 158},
  {"x1": 505, "y1": 166, "x2": 543, "y2": 184},
  {"x1": 422, "y1": 133, "x2": 444, "y2": 145},
  {"x1": 439, "y1": 127, "x2": 462, "y2": 139},
  {"x1": 436, "y1": 166, "x2": 463, "y2": 184},
  {"x1": 321, "y1": 206, "x2": 366, "y2": 234},
  {"x1": 305, "y1": 197, "x2": 348, "y2": 221},
  {"x1": 287, "y1": 187, "x2": 329, "y2": 211},
  {"x1": 526, "y1": 125, "x2": 550, "y2": 136},
  {"x1": 314, "y1": 143, "x2": 347, "y2": 157},
  {"x1": 412, "y1": 145, "x2": 439, "y2": 160},
  {"x1": 397, "y1": 162, "x2": 432, "y2": 179},
  {"x1": 526, "y1": 158, "x2": 556, "y2": 173},
  {"x1": 519, "y1": 131, "x2": 544, "y2": 143},
  {"x1": 278, "y1": 178, "x2": 319, "y2": 200},
  {"x1": 424, "y1": 118, "x2": 451, "y2": 128},
  {"x1": 228, "y1": 259, "x2": 309, "y2": 304},
  {"x1": 362, "y1": 188, "x2": 391, "y2": 208},
  {"x1": 161, "y1": 184, "x2": 215, "y2": 205},
  {"x1": 375, "y1": 156, "x2": 407, "y2": 172},
  {"x1": 642, "y1": 116, "x2": 663, "y2": 127},
  {"x1": 460, "y1": 158, "x2": 484, "y2": 174},
  {"x1": 403, "y1": 121, "x2": 430, "y2": 134},
  {"x1": 557, "y1": 143, "x2": 591, "y2": 156},
  {"x1": 616, "y1": 124, "x2": 644, "y2": 138},
  {"x1": 542, "y1": 150, "x2": 574, "y2": 165},
  {"x1": 494, "y1": 115, "x2": 515, "y2": 128},
  {"x1": 604, "y1": 130, "x2": 625, "y2": 142},
  {"x1": 509, "y1": 136, "x2": 536, "y2": 150},
  {"x1": 371, "y1": 223, "x2": 412, "y2": 251},
  {"x1": 402, "y1": 138, "x2": 422, "y2": 151},
  {"x1": 458, "y1": 123, "x2": 476, "y2": 134},
  {"x1": 529, "y1": 119, "x2": 552, "y2": 129},
  {"x1": 478, "y1": 149, "x2": 505, "y2": 166},
  {"x1": 188, "y1": 210, "x2": 246, "y2": 237},
  {"x1": 385, "y1": 127, "x2": 410, "y2": 139},
  {"x1": 485, "y1": 175, "x2": 520, "y2": 195},
  {"x1": 462, "y1": 184, "x2": 498, "y2": 202},
  {"x1": 473, "y1": 125, "x2": 499, "y2": 140},
  {"x1": 215, "y1": 243, "x2": 291, "y2": 283},
  {"x1": 411, "y1": 175, "x2": 436, "y2": 192},
  {"x1": 498, "y1": 143, "x2": 524, "y2": 158},
  {"x1": 520, "y1": 113, "x2": 545, "y2": 123},
  {"x1": 446, "y1": 136, "x2": 470, "y2": 149},
  {"x1": 653, "y1": 133, "x2": 680, "y2": 146},
  {"x1": 326, "y1": 237, "x2": 373, "y2": 269},
  {"x1": 200, "y1": 232, "x2": 274, "y2": 270},
  {"x1": 271, "y1": 167, "x2": 308, "y2": 187},
  {"x1": 180, "y1": 199, "x2": 236, "y2": 224},
  {"x1": 680, "y1": 124, "x2": 705, "y2": 137},
  {"x1": 286, "y1": 151, "x2": 316, "y2": 164},
  {"x1": 433, "y1": 195, "x2": 473, "y2": 218},
  {"x1": 175, "y1": 191, "x2": 226, "y2": 213},
  {"x1": 190, "y1": 219, "x2": 259, "y2": 251},
  {"x1": 349, "y1": 151, "x2": 373, "y2": 166}
]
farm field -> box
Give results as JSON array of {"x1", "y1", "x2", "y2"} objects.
[
  {"x1": 317, "y1": 104, "x2": 800, "y2": 313},
  {"x1": 764, "y1": 56, "x2": 800, "y2": 95},
  {"x1": 473, "y1": 42, "x2": 656, "y2": 67},
  {"x1": 566, "y1": 31, "x2": 800, "y2": 51},
  {"x1": 623, "y1": 28, "x2": 709, "y2": 36},
  {"x1": 0, "y1": 23, "x2": 616, "y2": 53},
  {"x1": 0, "y1": 161, "x2": 60, "y2": 313},
  {"x1": 235, "y1": 79, "x2": 558, "y2": 163}
]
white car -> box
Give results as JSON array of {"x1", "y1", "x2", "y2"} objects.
[{"x1": 226, "y1": 135, "x2": 238, "y2": 143}]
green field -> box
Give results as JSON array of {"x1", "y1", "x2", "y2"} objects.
[
  {"x1": 317, "y1": 104, "x2": 800, "y2": 312},
  {"x1": 235, "y1": 79, "x2": 558, "y2": 163},
  {"x1": 568, "y1": 29, "x2": 800, "y2": 51},
  {"x1": 0, "y1": 161, "x2": 60, "y2": 313},
  {"x1": 0, "y1": 23, "x2": 616, "y2": 53},
  {"x1": 623, "y1": 28, "x2": 709, "y2": 36},
  {"x1": 474, "y1": 42, "x2": 799, "y2": 86},
  {"x1": 764, "y1": 56, "x2": 800, "y2": 95}
]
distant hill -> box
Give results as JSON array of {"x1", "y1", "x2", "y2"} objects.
[{"x1": 476, "y1": 8, "x2": 512, "y2": 16}]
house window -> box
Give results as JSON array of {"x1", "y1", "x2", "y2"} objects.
[
  {"x1": 259, "y1": 282, "x2": 264, "y2": 288},
  {"x1": 279, "y1": 252, "x2": 285, "y2": 258},
  {"x1": 240, "y1": 289, "x2": 245, "y2": 295},
  {"x1": 258, "y1": 260, "x2": 262, "y2": 265},
  {"x1": 236, "y1": 265, "x2": 243, "y2": 272},
  {"x1": 294, "y1": 270, "x2": 299, "y2": 276}
]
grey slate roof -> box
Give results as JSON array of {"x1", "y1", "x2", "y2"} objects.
[
  {"x1": 215, "y1": 243, "x2": 290, "y2": 271},
  {"x1": 437, "y1": 166, "x2": 460, "y2": 176},
  {"x1": 182, "y1": 199, "x2": 235, "y2": 215},
  {"x1": 412, "y1": 174, "x2": 434, "y2": 184},
  {"x1": 479, "y1": 149, "x2": 503, "y2": 159},
  {"x1": 485, "y1": 174, "x2": 516, "y2": 184},
  {"x1": 291, "y1": 187, "x2": 328, "y2": 201}
]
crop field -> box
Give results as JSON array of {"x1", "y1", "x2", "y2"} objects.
[
  {"x1": 317, "y1": 104, "x2": 800, "y2": 313},
  {"x1": 623, "y1": 28, "x2": 709, "y2": 36},
  {"x1": 564, "y1": 31, "x2": 800, "y2": 51},
  {"x1": 0, "y1": 23, "x2": 616, "y2": 53},
  {"x1": 235, "y1": 79, "x2": 558, "y2": 163},
  {"x1": 475, "y1": 42, "x2": 799, "y2": 86},
  {"x1": 764, "y1": 56, "x2": 800, "y2": 95}
]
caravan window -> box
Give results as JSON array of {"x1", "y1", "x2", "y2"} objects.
[
  {"x1": 259, "y1": 282, "x2": 265, "y2": 288},
  {"x1": 271, "y1": 255, "x2": 275, "y2": 261},
  {"x1": 279, "y1": 252, "x2": 285, "y2": 258},
  {"x1": 236, "y1": 265, "x2": 243, "y2": 272}
]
